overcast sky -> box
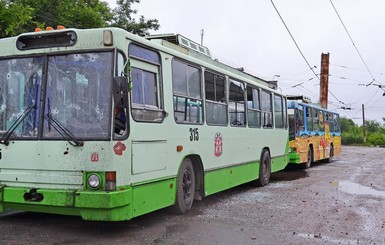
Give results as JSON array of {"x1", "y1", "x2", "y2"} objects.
[{"x1": 106, "y1": 0, "x2": 385, "y2": 124}]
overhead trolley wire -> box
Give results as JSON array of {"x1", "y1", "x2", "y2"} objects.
[
  {"x1": 270, "y1": 0, "x2": 346, "y2": 106},
  {"x1": 269, "y1": 0, "x2": 319, "y2": 81},
  {"x1": 329, "y1": 0, "x2": 378, "y2": 87}
]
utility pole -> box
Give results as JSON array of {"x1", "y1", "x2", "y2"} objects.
[
  {"x1": 362, "y1": 104, "x2": 366, "y2": 143},
  {"x1": 320, "y1": 53, "x2": 330, "y2": 109}
]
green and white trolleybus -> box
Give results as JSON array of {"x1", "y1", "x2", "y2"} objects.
[{"x1": 0, "y1": 27, "x2": 289, "y2": 221}]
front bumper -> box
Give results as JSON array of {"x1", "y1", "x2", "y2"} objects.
[{"x1": 0, "y1": 185, "x2": 132, "y2": 221}]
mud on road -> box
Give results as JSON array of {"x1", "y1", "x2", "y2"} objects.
[{"x1": 1, "y1": 146, "x2": 385, "y2": 245}]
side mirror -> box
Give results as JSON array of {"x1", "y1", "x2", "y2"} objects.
[{"x1": 113, "y1": 76, "x2": 128, "y2": 108}]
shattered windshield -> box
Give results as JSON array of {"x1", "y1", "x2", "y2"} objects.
[
  {"x1": 43, "y1": 52, "x2": 113, "y2": 139},
  {"x1": 0, "y1": 51, "x2": 113, "y2": 141},
  {"x1": 0, "y1": 57, "x2": 43, "y2": 138}
]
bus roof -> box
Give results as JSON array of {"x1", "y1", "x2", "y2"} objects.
[{"x1": 0, "y1": 27, "x2": 281, "y2": 95}]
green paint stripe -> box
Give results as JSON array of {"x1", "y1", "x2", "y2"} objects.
[
  {"x1": 132, "y1": 178, "x2": 176, "y2": 218},
  {"x1": 204, "y1": 154, "x2": 288, "y2": 196}
]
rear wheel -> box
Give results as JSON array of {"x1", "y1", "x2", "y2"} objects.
[
  {"x1": 171, "y1": 158, "x2": 195, "y2": 214},
  {"x1": 303, "y1": 146, "x2": 312, "y2": 169},
  {"x1": 253, "y1": 150, "x2": 271, "y2": 187}
]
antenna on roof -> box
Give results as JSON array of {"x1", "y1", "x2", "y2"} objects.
[{"x1": 200, "y1": 29, "x2": 204, "y2": 46}]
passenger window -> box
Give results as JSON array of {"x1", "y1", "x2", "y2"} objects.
[
  {"x1": 296, "y1": 105, "x2": 304, "y2": 132},
  {"x1": 313, "y1": 109, "x2": 319, "y2": 131},
  {"x1": 172, "y1": 59, "x2": 203, "y2": 124},
  {"x1": 261, "y1": 90, "x2": 273, "y2": 128},
  {"x1": 129, "y1": 44, "x2": 163, "y2": 122},
  {"x1": 334, "y1": 114, "x2": 341, "y2": 133},
  {"x1": 306, "y1": 107, "x2": 313, "y2": 132},
  {"x1": 229, "y1": 79, "x2": 246, "y2": 127},
  {"x1": 274, "y1": 95, "x2": 284, "y2": 128},
  {"x1": 205, "y1": 71, "x2": 227, "y2": 125},
  {"x1": 319, "y1": 111, "x2": 325, "y2": 132},
  {"x1": 283, "y1": 98, "x2": 288, "y2": 129},
  {"x1": 247, "y1": 86, "x2": 261, "y2": 127}
]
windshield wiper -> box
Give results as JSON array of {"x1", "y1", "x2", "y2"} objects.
[
  {"x1": 0, "y1": 105, "x2": 37, "y2": 146},
  {"x1": 44, "y1": 113, "x2": 84, "y2": 147}
]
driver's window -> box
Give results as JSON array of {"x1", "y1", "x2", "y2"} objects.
[{"x1": 114, "y1": 52, "x2": 128, "y2": 138}]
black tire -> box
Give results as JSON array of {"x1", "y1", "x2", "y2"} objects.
[
  {"x1": 303, "y1": 146, "x2": 312, "y2": 169},
  {"x1": 171, "y1": 158, "x2": 195, "y2": 214},
  {"x1": 253, "y1": 150, "x2": 271, "y2": 187}
]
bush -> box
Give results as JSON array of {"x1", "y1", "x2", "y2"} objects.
[
  {"x1": 367, "y1": 133, "x2": 385, "y2": 146},
  {"x1": 342, "y1": 133, "x2": 364, "y2": 145}
]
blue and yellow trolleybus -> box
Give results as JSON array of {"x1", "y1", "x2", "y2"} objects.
[{"x1": 288, "y1": 96, "x2": 341, "y2": 168}]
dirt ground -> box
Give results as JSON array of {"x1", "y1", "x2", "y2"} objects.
[{"x1": 1, "y1": 146, "x2": 385, "y2": 245}]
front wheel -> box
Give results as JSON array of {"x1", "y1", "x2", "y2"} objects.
[
  {"x1": 171, "y1": 158, "x2": 195, "y2": 214},
  {"x1": 253, "y1": 150, "x2": 271, "y2": 187}
]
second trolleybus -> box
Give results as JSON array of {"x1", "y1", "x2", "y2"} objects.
[{"x1": 287, "y1": 96, "x2": 341, "y2": 168}]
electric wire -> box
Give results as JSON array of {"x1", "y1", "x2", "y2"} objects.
[
  {"x1": 329, "y1": 0, "x2": 377, "y2": 86},
  {"x1": 270, "y1": 0, "x2": 319, "y2": 81},
  {"x1": 271, "y1": 0, "x2": 346, "y2": 106}
]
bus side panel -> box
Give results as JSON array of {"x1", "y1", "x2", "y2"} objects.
[
  {"x1": 271, "y1": 154, "x2": 289, "y2": 173},
  {"x1": 289, "y1": 137, "x2": 309, "y2": 164},
  {"x1": 131, "y1": 178, "x2": 176, "y2": 218},
  {"x1": 204, "y1": 161, "x2": 258, "y2": 196},
  {"x1": 332, "y1": 135, "x2": 342, "y2": 156}
]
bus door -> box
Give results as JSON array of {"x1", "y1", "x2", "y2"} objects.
[{"x1": 128, "y1": 44, "x2": 167, "y2": 175}]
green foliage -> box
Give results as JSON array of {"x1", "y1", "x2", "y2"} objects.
[
  {"x1": 110, "y1": 0, "x2": 159, "y2": 36},
  {"x1": 341, "y1": 116, "x2": 385, "y2": 146},
  {"x1": 342, "y1": 132, "x2": 364, "y2": 145},
  {"x1": 365, "y1": 120, "x2": 385, "y2": 134},
  {"x1": 340, "y1": 117, "x2": 355, "y2": 133},
  {"x1": 0, "y1": 0, "x2": 159, "y2": 38},
  {"x1": 0, "y1": 1, "x2": 35, "y2": 37},
  {"x1": 367, "y1": 133, "x2": 385, "y2": 146}
]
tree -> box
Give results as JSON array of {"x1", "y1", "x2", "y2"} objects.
[
  {"x1": 0, "y1": 0, "x2": 159, "y2": 38},
  {"x1": 110, "y1": 0, "x2": 159, "y2": 36},
  {"x1": 340, "y1": 117, "x2": 356, "y2": 133},
  {"x1": 0, "y1": 1, "x2": 35, "y2": 37},
  {"x1": 365, "y1": 119, "x2": 385, "y2": 134}
]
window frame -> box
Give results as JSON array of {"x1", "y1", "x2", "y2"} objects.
[
  {"x1": 260, "y1": 89, "x2": 273, "y2": 128},
  {"x1": 204, "y1": 70, "x2": 228, "y2": 126},
  {"x1": 128, "y1": 43, "x2": 164, "y2": 123},
  {"x1": 172, "y1": 58, "x2": 203, "y2": 125},
  {"x1": 247, "y1": 85, "x2": 262, "y2": 128},
  {"x1": 274, "y1": 94, "x2": 284, "y2": 129},
  {"x1": 228, "y1": 78, "x2": 246, "y2": 127}
]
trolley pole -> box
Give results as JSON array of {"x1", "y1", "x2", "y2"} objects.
[
  {"x1": 362, "y1": 104, "x2": 366, "y2": 143},
  {"x1": 320, "y1": 53, "x2": 330, "y2": 109}
]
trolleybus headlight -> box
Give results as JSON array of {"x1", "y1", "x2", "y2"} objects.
[{"x1": 88, "y1": 174, "x2": 101, "y2": 189}]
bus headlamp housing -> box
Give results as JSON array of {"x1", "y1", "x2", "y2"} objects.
[
  {"x1": 85, "y1": 172, "x2": 116, "y2": 191},
  {"x1": 87, "y1": 174, "x2": 101, "y2": 189}
]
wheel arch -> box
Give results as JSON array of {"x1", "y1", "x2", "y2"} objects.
[
  {"x1": 308, "y1": 144, "x2": 314, "y2": 161},
  {"x1": 183, "y1": 154, "x2": 204, "y2": 201},
  {"x1": 261, "y1": 147, "x2": 271, "y2": 160}
]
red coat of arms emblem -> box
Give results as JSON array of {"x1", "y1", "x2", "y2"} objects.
[{"x1": 214, "y1": 133, "x2": 223, "y2": 157}]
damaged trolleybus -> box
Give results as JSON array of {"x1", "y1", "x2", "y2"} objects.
[
  {"x1": 287, "y1": 96, "x2": 341, "y2": 168},
  {"x1": 0, "y1": 27, "x2": 289, "y2": 221}
]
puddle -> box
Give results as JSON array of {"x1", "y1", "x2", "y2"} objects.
[{"x1": 333, "y1": 180, "x2": 385, "y2": 198}]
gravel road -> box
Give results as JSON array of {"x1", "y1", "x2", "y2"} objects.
[{"x1": 1, "y1": 146, "x2": 384, "y2": 245}]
